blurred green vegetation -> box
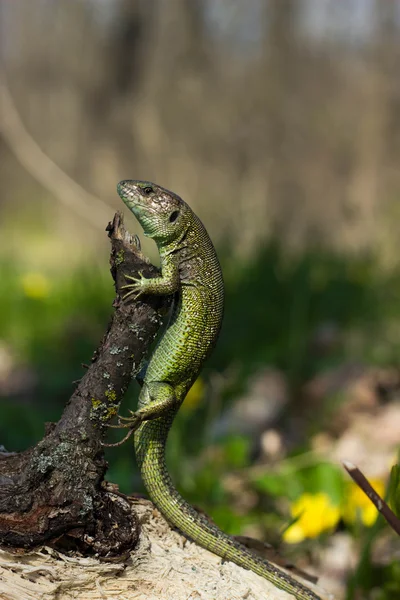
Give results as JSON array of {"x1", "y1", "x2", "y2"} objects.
[
  {"x1": 1, "y1": 241, "x2": 399, "y2": 469},
  {"x1": 1, "y1": 242, "x2": 399, "y2": 597},
  {"x1": 1, "y1": 242, "x2": 395, "y2": 444},
  {"x1": 217, "y1": 243, "x2": 399, "y2": 375},
  {"x1": 0, "y1": 261, "x2": 113, "y2": 445}
]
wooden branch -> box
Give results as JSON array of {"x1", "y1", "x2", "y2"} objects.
[
  {"x1": 0, "y1": 213, "x2": 171, "y2": 554},
  {"x1": 343, "y1": 461, "x2": 400, "y2": 536}
]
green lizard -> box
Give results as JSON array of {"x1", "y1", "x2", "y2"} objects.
[{"x1": 114, "y1": 179, "x2": 323, "y2": 600}]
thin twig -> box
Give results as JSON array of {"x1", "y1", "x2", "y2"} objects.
[{"x1": 343, "y1": 460, "x2": 400, "y2": 536}]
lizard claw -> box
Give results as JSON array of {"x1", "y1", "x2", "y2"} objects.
[
  {"x1": 116, "y1": 410, "x2": 136, "y2": 422},
  {"x1": 121, "y1": 271, "x2": 146, "y2": 301},
  {"x1": 102, "y1": 411, "x2": 144, "y2": 446},
  {"x1": 124, "y1": 272, "x2": 144, "y2": 283},
  {"x1": 102, "y1": 427, "x2": 135, "y2": 447},
  {"x1": 105, "y1": 409, "x2": 139, "y2": 428}
]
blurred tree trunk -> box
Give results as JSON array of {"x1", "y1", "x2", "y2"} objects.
[
  {"x1": 131, "y1": 0, "x2": 212, "y2": 186},
  {"x1": 145, "y1": 0, "x2": 208, "y2": 82},
  {"x1": 374, "y1": 1, "x2": 400, "y2": 164},
  {"x1": 82, "y1": 0, "x2": 154, "y2": 185},
  {"x1": 375, "y1": 0, "x2": 400, "y2": 262},
  {"x1": 108, "y1": 0, "x2": 152, "y2": 98},
  {"x1": 346, "y1": 1, "x2": 400, "y2": 257},
  {"x1": 262, "y1": 0, "x2": 303, "y2": 244}
]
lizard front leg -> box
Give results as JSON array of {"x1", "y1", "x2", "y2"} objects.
[{"x1": 122, "y1": 258, "x2": 179, "y2": 300}]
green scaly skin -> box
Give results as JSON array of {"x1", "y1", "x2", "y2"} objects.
[{"x1": 116, "y1": 180, "x2": 323, "y2": 600}]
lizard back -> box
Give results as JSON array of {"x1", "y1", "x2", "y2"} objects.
[
  {"x1": 143, "y1": 210, "x2": 224, "y2": 398},
  {"x1": 117, "y1": 179, "x2": 323, "y2": 600}
]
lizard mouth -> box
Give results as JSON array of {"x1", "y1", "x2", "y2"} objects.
[
  {"x1": 129, "y1": 202, "x2": 159, "y2": 216},
  {"x1": 117, "y1": 181, "x2": 133, "y2": 197}
]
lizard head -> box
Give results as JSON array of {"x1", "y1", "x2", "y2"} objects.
[{"x1": 117, "y1": 180, "x2": 188, "y2": 244}]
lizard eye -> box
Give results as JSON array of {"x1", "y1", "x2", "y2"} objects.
[
  {"x1": 143, "y1": 186, "x2": 153, "y2": 195},
  {"x1": 169, "y1": 210, "x2": 179, "y2": 223}
]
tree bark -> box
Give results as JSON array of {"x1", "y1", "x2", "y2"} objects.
[{"x1": 0, "y1": 213, "x2": 171, "y2": 555}]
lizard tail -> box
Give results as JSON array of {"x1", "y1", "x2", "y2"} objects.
[{"x1": 134, "y1": 419, "x2": 322, "y2": 600}]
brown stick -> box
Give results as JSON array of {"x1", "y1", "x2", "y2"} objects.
[{"x1": 343, "y1": 460, "x2": 400, "y2": 536}]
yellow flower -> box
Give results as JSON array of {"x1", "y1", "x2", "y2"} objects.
[
  {"x1": 182, "y1": 378, "x2": 205, "y2": 411},
  {"x1": 342, "y1": 479, "x2": 385, "y2": 527},
  {"x1": 21, "y1": 272, "x2": 51, "y2": 299},
  {"x1": 284, "y1": 492, "x2": 340, "y2": 544}
]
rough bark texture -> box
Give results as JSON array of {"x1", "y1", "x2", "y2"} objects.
[{"x1": 0, "y1": 213, "x2": 171, "y2": 554}]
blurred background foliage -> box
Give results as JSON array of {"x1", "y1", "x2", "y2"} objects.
[{"x1": 1, "y1": 1, "x2": 400, "y2": 598}]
